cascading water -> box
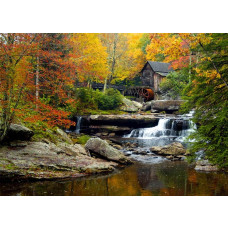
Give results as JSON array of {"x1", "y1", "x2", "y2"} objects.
[
  {"x1": 125, "y1": 118, "x2": 171, "y2": 138},
  {"x1": 125, "y1": 112, "x2": 196, "y2": 143},
  {"x1": 75, "y1": 116, "x2": 82, "y2": 134}
]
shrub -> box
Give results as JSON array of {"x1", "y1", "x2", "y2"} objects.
[
  {"x1": 97, "y1": 88, "x2": 122, "y2": 110},
  {"x1": 77, "y1": 135, "x2": 91, "y2": 145},
  {"x1": 160, "y1": 71, "x2": 189, "y2": 99},
  {"x1": 73, "y1": 87, "x2": 123, "y2": 113}
]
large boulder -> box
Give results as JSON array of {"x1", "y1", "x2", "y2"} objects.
[
  {"x1": 85, "y1": 137, "x2": 132, "y2": 164},
  {"x1": 6, "y1": 124, "x2": 34, "y2": 141},
  {"x1": 195, "y1": 160, "x2": 219, "y2": 172},
  {"x1": 150, "y1": 142, "x2": 187, "y2": 156},
  {"x1": 120, "y1": 98, "x2": 142, "y2": 113},
  {"x1": 151, "y1": 100, "x2": 184, "y2": 113}
]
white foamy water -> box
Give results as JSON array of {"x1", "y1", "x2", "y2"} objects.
[
  {"x1": 75, "y1": 116, "x2": 82, "y2": 134},
  {"x1": 125, "y1": 118, "x2": 171, "y2": 138},
  {"x1": 125, "y1": 112, "x2": 197, "y2": 142}
]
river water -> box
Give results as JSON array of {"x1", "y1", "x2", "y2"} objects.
[
  {"x1": 1, "y1": 161, "x2": 228, "y2": 196},
  {"x1": 1, "y1": 113, "x2": 228, "y2": 196}
]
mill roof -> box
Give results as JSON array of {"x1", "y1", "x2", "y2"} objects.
[{"x1": 141, "y1": 61, "x2": 173, "y2": 75}]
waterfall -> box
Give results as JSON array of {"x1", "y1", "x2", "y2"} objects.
[
  {"x1": 125, "y1": 112, "x2": 196, "y2": 142},
  {"x1": 75, "y1": 116, "x2": 82, "y2": 134},
  {"x1": 125, "y1": 119, "x2": 171, "y2": 138}
]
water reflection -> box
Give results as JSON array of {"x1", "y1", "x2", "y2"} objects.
[{"x1": 1, "y1": 161, "x2": 228, "y2": 196}]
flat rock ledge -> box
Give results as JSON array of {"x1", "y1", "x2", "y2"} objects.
[
  {"x1": 0, "y1": 141, "x2": 118, "y2": 180},
  {"x1": 89, "y1": 114, "x2": 159, "y2": 128},
  {"x1": 195, "y1": 160, "x2": 219, "y2": 172},
  {"x1": 150, "y1": 142, "x2": 187, "y2": 161}
]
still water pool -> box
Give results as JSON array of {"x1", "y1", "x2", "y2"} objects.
[{"x1": 1, "y1": 160, "x2": 228, "y2": 196}]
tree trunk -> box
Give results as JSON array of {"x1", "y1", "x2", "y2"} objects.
[
  {"x1": 189, "y1": 51, "x2": 192, "y2": 83},
  {"x1": 35, "y1": 56, "x2": 39, "y2": 110},
  {"x1": 103, "y1": 77, "x2": 108, "y2": 93},
  {"x1": 0, "y1": 72, "x2": 10, "y2": 142}
]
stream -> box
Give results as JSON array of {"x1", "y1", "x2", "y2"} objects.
[
  {"x1": 1, "y1": 161, "x2": 228, "y2": 196},
  {"x1": 1, "y1": 112, "x2": 228, "y2": 196}
]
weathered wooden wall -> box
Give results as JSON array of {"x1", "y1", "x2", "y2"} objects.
[
  {"x1": 141, "y1": 63, "x2": 154, "y2": 87},
  {"x1": 154, "y1": 73, "x2": 165, "y2": 92}
]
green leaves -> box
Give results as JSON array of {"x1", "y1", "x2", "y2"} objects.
[
  {"x1": 184, "y1": 33, "x2": 228, "y2": 168},
  {"x1": 160, "y1": 70, "x2": 189, "y2": 99}
]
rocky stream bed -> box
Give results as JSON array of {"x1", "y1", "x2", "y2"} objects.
[{"x1": 0, "y1": 113, "x2": 227, "y2": 196}]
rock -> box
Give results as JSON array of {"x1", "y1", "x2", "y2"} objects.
[
  {"x1": 176, "y1": 155, "x2": 186, "y2": 160},
  {"x1": 150, "y1": 146, "x2": 162, "y2": 153},
  {"x1": 141, "y1": 101, "x2": 152, "y2": 111},
  {"x1": 10, "y1": 141, "x2": 28, "y2": 147},
  {"x1": 125, "y1": 151, "x2": 132, "y2": 156},
  {"x1": 120, "y1": 98, "x2": 142, "y2": 113},
  {"x1": 6, "y1": 124, "x2": 34, "y2": 141},
  {"x1": 151, "y1": 100, "x2": 184, "y2": 113},
  {"x1": 90, "y1": 125, "x2": 131, "y2": 135},
  {"x1": 112, "y1": 144, "x2": 123, "y2": 150},
  {"x1": 109, "y1": 133, "x2": 115, "y2": 137},
  {"x1": 139, "y1": 151, "x2": 147, "y2": 155},
  {"x1": 57, "y1": 143, "x2": 89, "y2": 157},
  {"x1": 41, "y1": 138, "x2": 51, "y2": 144},
  {"x1": 195, "y1": 160, "x2": 219, "y2": 172},
  {"x1": 150, "y1": 142, "x2": 186, "y2": 156},
  {"x1": 124, "y1": 142, "x2": 131, "y2": 147},
  {"x1": 108, "y1": 138, "x2": 124, "y2": 146},
  {"x1": 0, "y1": 142, "x2": 118, "y2": 180},
  {"x1": 89, "y1": 114, "x2": 159, "y2": 128},
  {"x1": 132, "y1": 101, "x2": 143, "y2": 109},
  {"x1": 56, "y1": 128, "x2": 73, "y2": 144},
  {"x1": 124, "y1": 142, "x2": 138, "y2": 148},
  {"x1": 85, "y1": 138, "x2": 132, "y2": 164},
  {"x1": 132, "y1": 143, "x2": 138, "y2": 148}
]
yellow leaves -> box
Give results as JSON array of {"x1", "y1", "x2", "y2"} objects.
[
  {"x1": 146, "y1": 33, "x2": 191, "y2": 63},
  {"x1": 195, "y1": 68, "x2": 221, "y2": 85},
  {"x1": 71, "y1": 33, "x2": 109, "y2": 82},
  {"x1": 14, "y1": 56, "x2": 32, "y2": 84},
  {"x1": 201, "y1": 57, "x2": 212, "y2": 62},
  {"x1": 99, "y1": 33, "x2": 146, "y2": 82},
  {"x1": 216, "y1": 83, "x2": 226, "y2": 89}
]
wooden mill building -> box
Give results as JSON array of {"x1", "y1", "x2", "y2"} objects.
[
  {"x1": 76, "y1": 61, "x2": 173, "y2": 102},
  {"x1": 140, "y1": 61, "x2": 173, "y2": 92},
  {"x1": 125, "y1": 61, "x2": 173, "y2": 101}
]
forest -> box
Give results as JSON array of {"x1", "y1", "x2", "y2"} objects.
[
  {"x1": 0, "y1": 33, "x2": 228, "y2": 197},
  {"x1": 0, "y1": 33, "x2": 227, "y2": 167}
]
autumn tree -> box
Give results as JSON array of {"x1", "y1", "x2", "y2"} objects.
[
  {"x1": 146, "y1": 33, "x2": 210, "y2": 97},
  {"x1": 34, "y1": 33, "x2": 76, "y2": 106},
  {"x1": 99, "y1": 33, "x2": 146, "y2": 91},
  {"x1": 0, "y1": 33, "x2": 38, "y2": 141},
  {"x1": 71, "y1": 33, "x2": 109, "y2": 87},
  {"x1": 0, "y1": 33, "x2": 76, "y2": 142}
]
